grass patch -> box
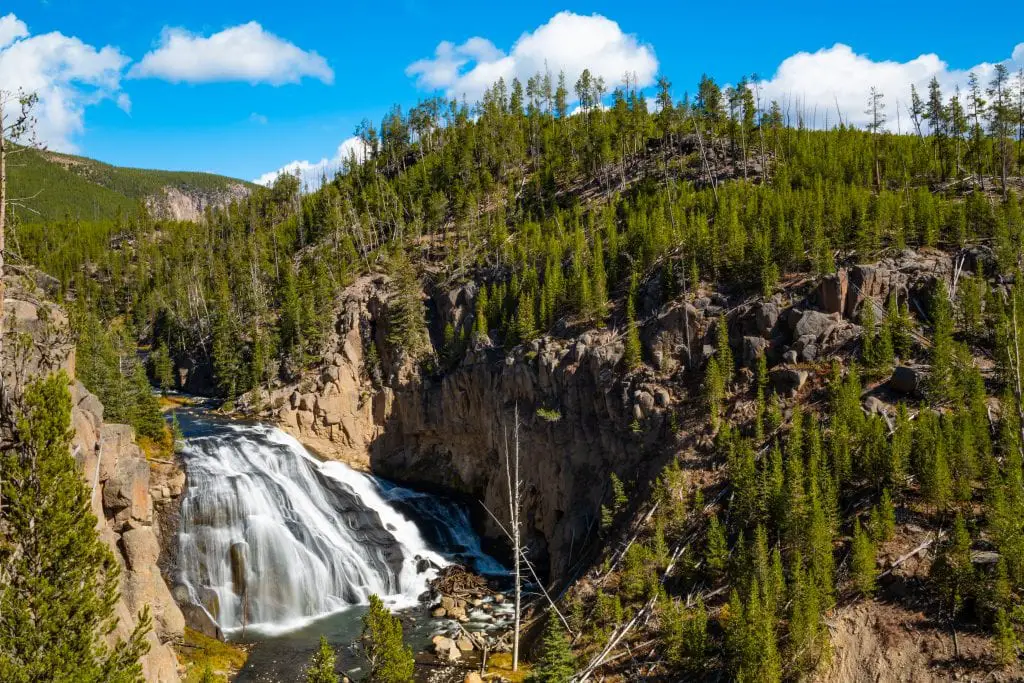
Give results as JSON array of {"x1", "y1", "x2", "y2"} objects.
[
  {"x1": 485, "y1": 652, "x2": 532, "y2": 682},
  {"x1": 159, "y1": 394, "x2": 196, "y2": 411},
  {"x1": 536, "y1": 407, "x2": 562, "y2": 422},
  {"x1": 177, "y1": 627, "x2": 249, "y2": 683},
  {"x1": 139, "y1": 425, "x2": 175, "y2": 461}
]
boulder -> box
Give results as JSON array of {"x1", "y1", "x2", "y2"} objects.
[
  {"x1": 889, "y1": 366, "x2": 923, "y2": 394},
  {"x1": 863, "y1": 396, "x2": 889, "y2": 415},
  {"x1": 465, "y1": 674, "x2": 484, "y2": 683},
  {"x1": 742, "y1": 336, "x2": 770, "y2": 368},
  {"x1": 455, "y1": 636, "x2": 475, "y2": 651},
  {"x1": 793, "y1": 310, "x2": 841, "y2": 341},
  {"x1": 431, "y1": 607, "x2": 447, "y2": 618},
  {"x1": 432, "y1": 635, "x2": 462, "y2": 662},
  {"x1": 754, "y1": 301, "x2": 780, "y2": 335},
  {"x1": 770, "y1": 368, "x2": 809, "y2": 397}
]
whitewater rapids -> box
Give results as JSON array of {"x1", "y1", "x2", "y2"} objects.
[{"x1": 174, "y1": 418, "x2": 497, "y2": 637}]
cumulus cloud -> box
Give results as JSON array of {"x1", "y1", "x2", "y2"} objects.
[
  {"x1": 254, "y1": 136, "x2": 368, "y2": 188},
  {"x1": 0, "y1": 13, "x2": 129, "y2": 151},
  {"x1": 130, "y1": 22, "x2": 333, "y2": 85},
  {"x1": 406, "y1": 11, "x2": 658, "y2": 103},
  {"x1": 758, "y1": 42, "x2": 1024, "y2": 131},
  {"x1": 0, "y1": 13, "x2": 27, "y2": 48}
]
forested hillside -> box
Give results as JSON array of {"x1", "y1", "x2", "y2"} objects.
[
  {"x1": 12, "y1": 63, "x2": 1024, "y2": 681},
  {"x1": 5, "y1": 146, "x2": 253, "y2": 224}
]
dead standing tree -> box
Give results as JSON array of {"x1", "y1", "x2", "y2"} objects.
[
  {"x1": 505, "y1": 402, "x2": 523, "y2": 672},
  {"x1": 0, "y1": 89, "x2": 39, "y2": 414}
]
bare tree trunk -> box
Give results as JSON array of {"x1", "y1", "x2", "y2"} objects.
[
  {"x1": 0, "y1": 94, "x2": 7, "y2": 418},
  {"x1": 505, "y1": 403, "x2": 523, "y2": 672}
]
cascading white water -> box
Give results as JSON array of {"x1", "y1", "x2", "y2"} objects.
[{"x1": 175, "y1": 418, "x2": 490, "y2": 637}]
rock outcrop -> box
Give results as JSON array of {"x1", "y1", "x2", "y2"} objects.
[
  {"x1": 144, "y1": 183, "x2": 251, "y2": 223},
  {"x1": 244, "y1": 249, "x2": 958, "y2": 583},
  {"x1": 2, "y1": 268, "x2": 183, "y2": 682}
]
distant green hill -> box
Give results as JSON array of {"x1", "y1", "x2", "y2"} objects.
[{"x1": 7, "y1": 146, "x2": 256, "y2": 223}]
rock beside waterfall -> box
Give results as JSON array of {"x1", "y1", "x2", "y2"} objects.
[
  {"x1": 3, "y1": 269, "x2": 184, "y2": 681},
  {"x1": 432, "y1": 635, "x2": 462, "y2": 662}
]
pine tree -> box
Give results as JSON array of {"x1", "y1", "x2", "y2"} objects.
[
  {"x1": 306, "y1": 636, "x2": 339, "y2": 683},
  {"x1": 623, "y1": 291, "x2": 642, "y2": 370},
  {"x1": 861, "y1": 302, "x2": 880, "y2": 372},
  {"x1": 705, "y1": 357, "x2": 725, "y2": 430},
  {"x1": 148, "y1": 341, "x2": 175, "y2": 393},
  {"x1": 683, "y1": 598, "x2": 708, "y2": 669},
  {"x1": 994, "y1": 607, "x2": 1019, "y2": 666},
  {"x1": 716, "y1": 314, "x2": 734, "y2": 381},
  {"x1": 528, "y1": 616, "x2": 575, "y2": 683},
  {"x1": 787, "y1": 552, "x2": 822, "y2": 672},
  {"x1": 884, "y1": 293, "x2": 913, "y2": 362},
  {"x1": 928, "y1": 282, "x2": 957, "y2": 403},
  {"x1": 931, "y1": 513, "x2": 975, "y2": 620},
  {"x1": 705, "y1": 513, "x2": 729, "y2": 579},
  {"x1": 361, "y1": 594, "x2": 414, "y2": 683},
  {"x1": 851, "y1": 519, "x2": 877, "y2": 596},
  {"x1": 871, "y1": 489, "x2": 897, "y2": 542},
  {"x1": 473, "y1": 286, "x2": 490, "y2": 342},
  {"x1": 0, "y1": 373, "x2": 151, "y2": 682},
  {"x1": 385, "y1": 252, "x2": 428, "y2": 361}
]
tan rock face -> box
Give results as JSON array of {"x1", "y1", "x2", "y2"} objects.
[
  {"x1": 242, "y1": 275, "x2": 674, "y2": 580},
  {"x1": 2, "y1": 272, "x2": 183, "y2": 682}
]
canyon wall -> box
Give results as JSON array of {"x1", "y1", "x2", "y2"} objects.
[
  {"x1": 1, "y1": 267, "x2": 184, "y2": 682},
  {"x1": 246, "y1": 248, "x2": 961, "y2": 583}
]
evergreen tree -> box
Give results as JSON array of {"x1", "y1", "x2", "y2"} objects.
[
  {"x1": 0, "y1": 373, "x2": 151, "y2": 682},
  {"x1": 851, "y1": 519, "x2": 877, "y2": 596},
  {"x1": 931, "y1": 513, "x2": 975, "y2": 620},
  {"x1": 306, "y1": 636, "x2": 339, "y2": 683},
  {"x1": 361, "y1": 594, "x2": 414, "y2": 683},
  {"x1": 705, "y1": 357, "x2": 725, "y2": 430},
  {"x1": 623, "y1": 290, "x2": 642, "y2": 370},
  {"x1": 705, "y1": 513, "x2": 729, "y2": 579},
  {"x1": 385, "y1": 252, "x2": 428, "y2": 361},
  {"x1": 716, "y1": 315, "x2": 734, "y2": 381},
  {"x1": 870, "y1": 489, "x2": 897, "y2": 543},
  {"x1": 148, "y1": 341, "x2": 175, "y2": 393},
  {"x1": 528, "y1": 616, "x2": 575, "y2": 683},
  {"x1": 928, "y1": 283, "x2": 957, "y2": 403},
  {"x1": 994, "y1": 607, "x2": 1019, "y2": 666}
]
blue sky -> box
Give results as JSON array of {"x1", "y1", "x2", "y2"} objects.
[{"x1": 3, "y1": 1, "x2": 1022, "y2": 183}]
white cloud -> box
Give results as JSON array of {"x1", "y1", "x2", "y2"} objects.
[
  {"x1": 0, "y1": 13, "x2": 129, "y2": 152},
  {"x1": 249, "y1": 112, "x2": 268, "y2": 125},
  {"x1": 130, "y1": 22, "x2": 333, "y2": 85},
  {"x1": 254, "y1": 136, "x2": 368, "y2": 188},
  {"x1": 0, "y1": 13, "x2": 27, "y2": 49},
  {"x1": 407, "y1": 11, "x2": 658, "y2": 104},
  {"x1": 758, "y1": 42, "x2": 1024, "y2": 131},
  {"x1": 116, "y1": 93, "x2": 132, "y2": 114}
]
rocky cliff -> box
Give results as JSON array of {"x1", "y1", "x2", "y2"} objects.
[
  {"x1": 144, "y1": 183, "x2": 251, "y2": 222},
  {"x1": 244, "y1": 249, "x2": 962, "y2": 586},
  {"x1": 1, "y1": 267, "x2": 184, "y2": 682}
]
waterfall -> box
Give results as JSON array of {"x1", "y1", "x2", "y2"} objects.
[{"x1": 175, "y1": 417, "x2": 498, "y2": 637}]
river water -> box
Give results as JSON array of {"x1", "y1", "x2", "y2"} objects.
[{"x1": 171, "y1": 410, "x2": 505, "y2": 680}]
